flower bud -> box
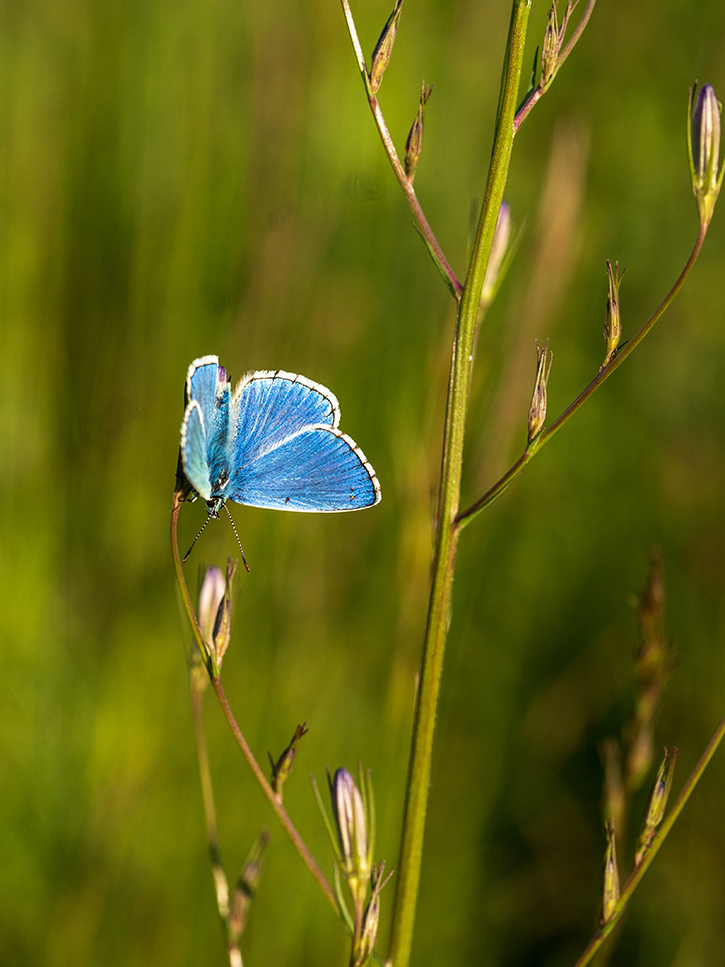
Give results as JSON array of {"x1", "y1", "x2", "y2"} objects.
[
  {"x1": 601, "y1": 259, "x2": 624, "y2": 370},
  {"x1": 228, "y1": 829, "x2": 270, "y2": 943},
  {"x1": 369, "y1": 0, "x2": 405, "y2": 95},
  {"x1": 353, "y1": 862, "x2": 393, "y2": 967},
  {"x1": 211, "y1": 558, "x2": 236, "y2": 666},
  {"x1": 635, "y1": 747, "x2": 678, "y2": 866},
  {"x1": 198, "y1": 566, "x2": 225, "y2": 648},
  {"x1": 527, "y1": 338, "x2": 553, "y2": 445},
  {"x1": 540, "y1": 2, "x2": 571, "y2": 87},
  {"x1": 541, "y1": 5, "x2": 560, "y2": 85},
  {"x1": 355, "y1": 891, "x2": 380, "y2": 966},
  {"x1": 331, "y1": 768, "x2": 371, "y2": 891},
  {"x1": 269, "y1": 723, "x2": 309, "y2": 801},
  {"x1": 688, "y1": 83, "x2": 723, "y2": 228},
  {"x1": 405, "y1": 82, "x2": 433, "y2": 183},
  {"x1": 601, "y1": 818, "x2": 620, "y2": 925}
]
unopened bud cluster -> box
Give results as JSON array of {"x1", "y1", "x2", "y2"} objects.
[
  {"x1": 540, "y1": 2, "x2": 572, "y2": 87},
  {"x1": 317, "y1": 767, "x2": 392, "y2": 967}
]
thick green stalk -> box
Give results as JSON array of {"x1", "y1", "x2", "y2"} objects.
[{"x1": 387, "y1": 5, "x2": 531, "y2": 966}]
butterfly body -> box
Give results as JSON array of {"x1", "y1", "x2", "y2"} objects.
[{"x1": 180, "y1": 356, "x2": 381, "y2": 518}]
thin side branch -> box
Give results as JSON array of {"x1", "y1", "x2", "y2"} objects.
[
  {"x1": 340, "y1": 0, "x2": 462, "y2": 299},
  {"x1": 456, "y1": 224, "x2": 706, "y2": 527},
  {"x1": 514, "y1": 0, "x2": 597, "y2": 133}
]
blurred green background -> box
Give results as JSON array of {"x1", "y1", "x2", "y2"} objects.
[{"x1": 2, "y1": 0, "x2": 725, "y2": 964}]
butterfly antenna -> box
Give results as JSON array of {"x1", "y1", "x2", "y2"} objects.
[
  {"x1": 224, "y1": 505, "x2": 250, "y2": 573},
  {"x1": 183, "y1": 514, "x2": 212, "y2": 563}
]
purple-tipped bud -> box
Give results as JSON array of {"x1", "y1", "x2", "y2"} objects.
[
  {"x1": 405, "y1": 82, "x2": 433, "y2": 183},
  {"x1": 196, "y1": 559, "x2": 236, "y2": 671},
  {"x1": 688, "y1": 84, "x2": 723, "y2": 228},
  {"x1": 527, "y1": 338, "x2": 553, "y2": 445},
  {"x1": 601, "y1": 260, "x2": 624, "y2": 370},
  {"x1": 635, "y1": 747, "x2": 678, "y2": 866},
  {"x1": 369, "y1": 0, "x2": 405, "y2": 95},
  {"x1": 198, "y1": 567, "x2": 225, "y2": 647},
  {"x1": 601, "y1": 818, "x2": 620, "y2": 925},
  {"x1": 331, "y1": 769, "x2": 371, "y2": 886}
]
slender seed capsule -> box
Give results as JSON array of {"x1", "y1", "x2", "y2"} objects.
[
  {"x1": 527, "y1": 338, "x2": 553, "y2": 445},
  {"x1": 541, "y1": 5, "x2": 560, "y2": 85},
  {"x1": 601, "y1": 818, "x2": 620, "y2": 925},
  {"x1": 405, "y1": 83, "x2": 434, "y2": 183},
  {"x1": 601, "y1": 259, "x2": 624, "y2": 370},
  {"x1": 269, "y1": 723, "x2": 308, "y2": 800},
  {"x1": 212, "y1": 558, "x2": 236, "y2": 665},
  {"x1": 369, "y1": 0, "x2": 406, "y2": 94},
  {"x1": 635, "y1": 747, "x2": 678, "y2": 866}
]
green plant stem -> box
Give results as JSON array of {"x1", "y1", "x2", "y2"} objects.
[
  {"x1": 170, "y1": 495, "x2": 338, "y2": 913},
  {"x1": 387, "y1": 5, "x2": 532, "y2": 965},
  {"x1": 572, "y1": 709, "x2": 725, "y2": 967},
  {"x1": 340, "y1": 0, "x2": 462, "y2": 300},
  {"x1": 456, "y1": 224, "x2": 707, "y2": 528}
]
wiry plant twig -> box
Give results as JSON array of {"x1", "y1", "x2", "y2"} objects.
[
  {"x1": 514, "y1": 0, "x2": 597, "y2": 133},
  {"x1": 340, "y1": 0, "x2": 462, "y2": 299}
]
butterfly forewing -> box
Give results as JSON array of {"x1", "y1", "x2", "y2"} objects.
[
  {"x1": 229, "y1": 372, "x2": 339, "y2": 468},
  {"x1": 186, "y1": 355, "x2": 227, "y2": 425}
]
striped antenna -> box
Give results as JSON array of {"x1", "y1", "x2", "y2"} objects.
[
  {"x1": 183, "y1": 514, "x2": 212, "y2": 563},
  {"x1": 224, "y1": 505, "x2": 250, "y2": 573}
]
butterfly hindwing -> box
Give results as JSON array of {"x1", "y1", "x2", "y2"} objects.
[{"x1": 227, "y1": 424, "x2": 380, "y2": 511}]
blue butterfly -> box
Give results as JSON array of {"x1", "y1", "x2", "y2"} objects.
[{"x1": 180, "y1": 356, "x2": 381, "y2": 521}]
